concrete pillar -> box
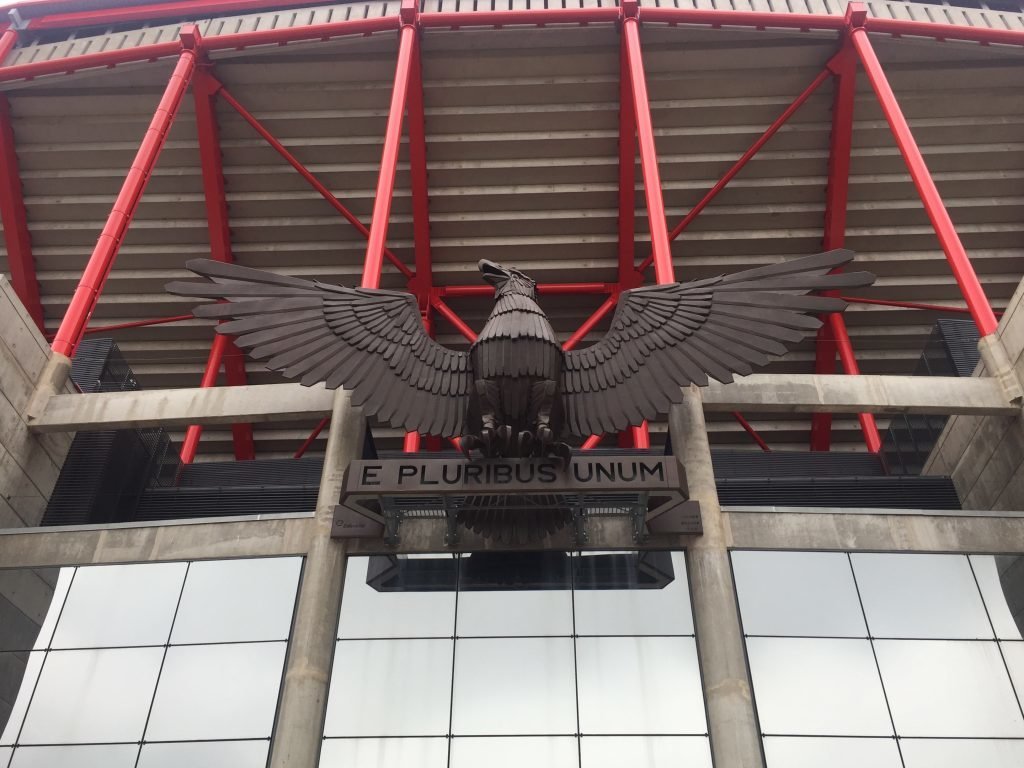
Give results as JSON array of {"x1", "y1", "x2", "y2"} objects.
[
  {"x1": 269, "y1": 389, "x2": 365, "y2": 768},
  {"x1": 669, "y1": 385, "x2": 764, "y2": 768}
]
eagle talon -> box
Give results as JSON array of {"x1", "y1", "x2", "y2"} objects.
[
  {"x1": 518, "y1": 430, "x2": 534, "y2": 455},
  {"x1": 496, "y1": 425, "x2": 513, "y2": 456},
  {"x1": 550, "y1": 442, "x2": 572, "y2": 469}
]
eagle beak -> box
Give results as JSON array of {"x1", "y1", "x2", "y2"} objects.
[{"x1": 479, "y1": 259, "x2": 508, "y2": 287}]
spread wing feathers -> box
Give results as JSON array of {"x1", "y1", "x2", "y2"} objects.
[
  {"x1": 560, "y1": 249, "x2": 875, "y2": 437},
  {"x1": 166, "y1": 259, "x2": 472, "y2": 437}
]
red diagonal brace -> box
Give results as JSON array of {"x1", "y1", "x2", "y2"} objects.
[
  {"x1": 51, "y1": 40, "x2": 197, "y2": 358},
  {"x1": 0, "y1": 94, "x2": 44, "y2": 331}
]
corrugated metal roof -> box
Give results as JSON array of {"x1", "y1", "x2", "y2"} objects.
[{"x1": 2, "y1": 1, "x2": 1023, "y2": 457}]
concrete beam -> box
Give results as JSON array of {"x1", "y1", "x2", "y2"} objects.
[
  {"x1": 27, "y1": 374, "x2": 1019, "y2": 433},
  {"x1": 0, "y1": 514, "x2": 314, "y2": 568}
]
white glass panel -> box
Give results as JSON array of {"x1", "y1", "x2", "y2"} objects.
[
  {"x1": 50, "y1": 563, "x2": 186, "y2": 649},
  {"x1": 576, "y1": 637, "x2": 706, "y2": 735},
  {"x1": 339, "y1": 557, "x2": 456, "y2": 639},
  {"x1": 31, "y1": 571, "x2": 72, "y2": 652},
  {"x1": 990, "y1": 642, "x2": 1024, "y2": 718},
  {"x1": 900, "y1": 738, "x2": 1024, "y2": 767},
  {"x1": 457, "y1": 553, "x2": 572, "y2": 637},
  {"x1": 19, "y1": 647, "x2": 163, "y2": 744},
  {"x1": 852, "y1": 554, "x2": 991, "y2": 639},
  {"x1": 145, "y1": 642, "x2": 286, "y2": 741},
  {"x1": 732, "y1": 551, "x2": 866, "y2": 637},
  {"x1": 452, "y1": 638, "x2": 576, "y2": 735},
  {"x1": 8, "y1": 745, "x2": 138, "y2": 768},
  {"x1": 746, "y1": 638, "x2": 892, "y2": 736},
  {"x1": 449, "y1": 737, "x2": 577, "y2": 768},
  {"x1": 876, "y1": 640, "x2": 1024, "y2": 737},
  {"x1": 574, "y1": 552, "x2": 693, "y2": 636},
  {"x1": 171, "y1": 557, "x2": 301, "y2": 644},
  {"x1": 763, "y1": 737, "x2": 902, "y2": 768},
  {"x1": 580, "y1": 736, "x2": 712, "y2": 768},
  {"x1": 320, "y1": 738, "x2": 448, "y2": 768},
  {"x1": 971, "y1": 556, "x2": 1024, "y2": 640},
  {"x1": 0, "y1": 747, "x2": 9, "y2": 768},
  {"x1": 137, "y1": 741, "x2": 269, "y2": 768},
  {"x1": 324, "y1": 639, "x2": 452, "y2": 737},
  {"x1": 0, "y1": 652, "x2": 44, "y2": 746}
]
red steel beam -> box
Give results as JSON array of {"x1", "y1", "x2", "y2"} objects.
[
  {"x1": 438, "y1": 283, "x2": 613, "y2": 297},
  {"x1": 811, "y1": 32, "x2": 881, "y2": 454},
  {"x1": 294, "y1": 416, "x2": 329, "y2": 459},
  {"x1": 178, "y1": 333, "x2": 233, "y2": 464},
  {"x1": 617, "y1": 39, "x2": 639, "y2": 290},
  {"x1": 431, "y1": 296, "x2": 478, "y2": 343},
  {"x1": 850, "y1": 25, "x2": 999, "y2": 337},
  {"x1": 44, "y1": 313, "x2": 194, "y2": 339},
  {"x1": 636, "y1": 65, "x2": 830, "y2": 275},
  {"x1": 622, "y1": 2, "x2": 673, "y2": 287},
  {"x1": 733, "y1": 411, "x2": 770, "y2": 452},
  {"x1": 362, "y1": 20, "x2": 416, "y2": 290},
  {"x1": 0, "y1": 27, "x2": 18, "y2": 64},
  {"x1": 404, "y1": 26, "x2": 436, "y2": 453},
  {"x1": 214, "y1": 79, "x2": 412, "y2": 280},
  {"x1": 11, "y1": 10, "x2": 1024, "y2": 87},
  {"x1": 50, "y1": 42, "x2": 197, "y2": 358},
  {"x1": 181, "y1": 66, "x2": 255, "y2": 463},
  {"x1": 562, "y1": 294, "x2": 618, "y2": 352},
  {"x1": 840, "y1": 295, "x2": 999, "y2": 315},
  {"x1": 0, "y1": 94, "x2": 44, "y2": 330}
]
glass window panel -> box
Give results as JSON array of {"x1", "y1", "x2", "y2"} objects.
[
  {"x1": 338, "y1": 556, "x2": 456, "y2": 639},
  {"x1": 137, "y1": 741, "x2": 269, "y2": 768},
  {"x1": 971, "y1": 555, "x2": 1024, "y2": 640},
  {"x1": 990, "y1": 641, "x2": 1024, "y2": 715},
  {"x1": 900, "y1": 738, "x2": 1024, "y2": 767},
  {"x1": 452, "y1": 638, "x2": 576, "y2": 735},
  {"x1": 573, "y1": 552, "x2": 693, "y2": 636},
  {"x1": 0, "y1": 569, "x2": 68, "y2": 652},
  {"x1": 8, "y1": 745, "x2": 138, "y2": 768},
  {"x1": 145, "y1": 642, "x2": 286, "y2": 741},
  {"x1": 732, "y1": 551, "x2": 866, "y2": 637},
  {"x1": 320, "y1": 738, "x2": 448, "y2": 768},
  {"x1": 324, "y1": 639, "x2": 452, "y2": 737},
  {"x1": 0, "y1": 748, "x2": 9, "y2": 768},
  {"x1": 171, "y1": 557, "x2": 301, "y2": 644},
  {"x1": 875, "y1": 640, "x2": 1024, "y2": 737},
  {"x1": 0, "y1": 652, "x2": 44, "y2": 746},
  {"x1": 762, "y1": 737, "x2": 902, "y2": 768},
  {"x1": 852, "y1": 554, "x2": 991, "y2": 639},
  {"x1": 449, "y1": 737, "x2": 578, "y2": 768},
  {"x1": 19, "y1": 647, "x2": 163, "y2": 744},
  {"x1": 457, "y1": 552, "x2": 572, "y2": 637},
  {"x1": 745, "y1": 638, "x2": 892, "y2": 736},
  {"x1": 576, "y1": 637, "x2": 706, "y2": 735},
  {"x1": 28, "y1": 571, "x2": 71, "y2": 652},
  {"x1": 580, "y1": 736, "x2": 712, "y2": 768},
  {"x1": 50, "y1": 563, "x2": 186, "y2": 649}
]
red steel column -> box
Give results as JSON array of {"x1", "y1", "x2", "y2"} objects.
[
  {"x1": 850, "y1": 25, "x2": 998, "y2": 337},
  {"x1": 617, "y1": 40, "x2": 638, "y2": 289},
  {"x1": 405, "y1": 25, "x2": 435, "y2": 453},
  {"x1": 0, "y1": 94, "x2": 44, "y2": 330},
  {"x1": 810, "y1": 31, "x2": 881, "y2": 453},
  {"x1": 362, "y1": 5, "x2": 417, "y2": 291},
  {"x1": 621, "y1": 0, "x2": 674, "y2": 287},
  {"x1": 51, "y1": 41, "x2": 197, "y2": 357},
  {"x1": 180, "y1": 65, "x2": 255, "y2": 462}
]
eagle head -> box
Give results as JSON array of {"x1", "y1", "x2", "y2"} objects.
[{"x1": 478, "y1": 259, "x2": 537, "y2": 298}]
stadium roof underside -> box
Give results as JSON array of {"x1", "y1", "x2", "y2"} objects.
[{"x1": 1, "y1": 0, "x2": 1022, "y2": 457}]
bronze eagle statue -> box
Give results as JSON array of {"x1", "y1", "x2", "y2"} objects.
[{"x1": 166, "y1": 249, "x2": 873, "y2": 462}]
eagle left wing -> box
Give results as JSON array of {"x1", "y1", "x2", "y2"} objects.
[
  {"x1": 166, "y1": 259, "x2": 472, "y2": 437},
  {"x1": 560, "y1": 249, "x2": 875, "y2": 438}
]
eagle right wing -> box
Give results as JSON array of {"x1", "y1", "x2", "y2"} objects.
[
  {"x1": 166, "y1": 259, "x2": 472, "y2": 438},
  {"x1": 560, "y1": 249, "x2": 875, "y2": 437}
]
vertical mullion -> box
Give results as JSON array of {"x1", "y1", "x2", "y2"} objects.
[
  {"x1": 845, "y1": 553, "x2": 905, "y2": 767},
  {"x1": 447, "y1": 553, "x2": 460, "y2": 767},
  {"x1": 570, "y1": 551, "x2": 582, "y2": 766},
  {"x1": 133, "y1": 562, "x2": 190, "y2": 768}
]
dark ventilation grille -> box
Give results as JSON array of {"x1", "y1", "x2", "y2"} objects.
[
  {"x1": 711, "y1": 449, "x2": 886, "y2": 478},
  {"x1": 43, "y1": 339, "x2": 177, "y2": 526},
  {"x1": 883, "y1": 319, "x2": 981, "y2": 476},
  {"x1": 716, "y1": 476, "x2": 961, "y2": 509}
]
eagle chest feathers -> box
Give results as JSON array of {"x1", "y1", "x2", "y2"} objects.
[{"x1": 471, "y1": 291, "x2": 562, "y2": 381}]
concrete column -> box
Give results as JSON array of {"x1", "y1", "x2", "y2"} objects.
[
  {"x1": 269, "y1": 389, "x2": 365, "y2": 768},
  {"x1": 669, "y1": 385, "x2": 764, "y2": 768}
]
